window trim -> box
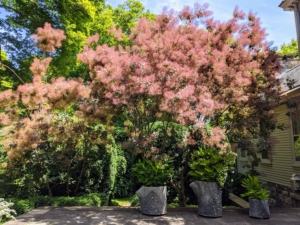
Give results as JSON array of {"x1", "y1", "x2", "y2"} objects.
[
  {"x1": 237, "y1": 148, "x2": 248, "y2": 161},
  {"x1": 256, "y1": 152, "x2": 272, "y2": 164},
  {"x1": 290, "y1": 112, "x2": 300, "y2": 167}
]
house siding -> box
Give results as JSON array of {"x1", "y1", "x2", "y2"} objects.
[
  {"x1": 237, "y1": 104, "x2": 300, "y2": 207},
  {"x1": 259, "y1": 104, "x2": 298, "y2": 187}
]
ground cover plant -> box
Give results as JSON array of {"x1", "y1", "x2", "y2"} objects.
[{"x1": 0, "y1": 1, "x2": 281, "y2": 211}]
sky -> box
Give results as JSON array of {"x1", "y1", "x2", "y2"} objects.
[{"x1": 108, "y1": 0, "x2": 297, "y2": 49}]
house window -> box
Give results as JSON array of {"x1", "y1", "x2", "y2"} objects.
[
  {"x1": 261, "y1": 149, "x2": 270, "y2": 159},
  {"x1": 292, "y1": 111, "x2": 300, "y2": 161},
  {"x1": 258, "y1": 120, "x2": 271, "y2": 160},
  {"x1": 240, "y1": 146, "x2": 247, "y2": 158},
  {"x1": 258, "y1": 138, "x2": 271, "y2": 160},
  {"x1": 238, "y1": 141, "x2": 248, "y2": 160}
]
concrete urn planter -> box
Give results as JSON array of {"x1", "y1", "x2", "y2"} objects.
[
  {"x1": 190, "y1": 181, "x2": 222, "y2": 217},
  {"x1": 249, "y1": 199, "x2": 270, "y2": 219},
  {"x1": 136, "y1": 186, "x2": 167, "y2": 215}
]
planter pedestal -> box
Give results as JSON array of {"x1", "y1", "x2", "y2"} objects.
[
  {"x1": 136, "y1": 186, "x2": 167, "y2": 215},
  {"x1": 249, "y1": 199, "x2": 270, "y2": 219},
  {"x1": 190, "y1": 181, "x2": 222, "y2": 217}
]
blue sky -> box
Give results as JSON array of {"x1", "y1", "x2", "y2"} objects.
[{"x1": 108, "y1": 0, "x2": 296, "y2": 49}]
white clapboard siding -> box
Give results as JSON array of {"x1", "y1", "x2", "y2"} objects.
[{"x1": 237, "y1": 104, "x2": 300, "y2": 187}]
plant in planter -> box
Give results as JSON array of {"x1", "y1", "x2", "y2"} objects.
[
  {"x1": 132, "y1": 158, "x2": 173, "y2": 215},
  {"x1": 188, "y1": 147, "x2": 236, "y2": 217},
  {"x1": 241, "y1": 175, "x2": 270, "y2": 219}
]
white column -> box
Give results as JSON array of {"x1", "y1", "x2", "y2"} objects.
[{"x1": 293, "y1": 1, "x2": 300, "y2": 56}]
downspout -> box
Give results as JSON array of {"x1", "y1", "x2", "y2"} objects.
[{"x1": 293, "y1": 1, "x2": 300, "y2": 57}]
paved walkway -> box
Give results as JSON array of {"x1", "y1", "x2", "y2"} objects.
[{"x1": 3, "y1": 206, "x2": 300, "y2": 225}]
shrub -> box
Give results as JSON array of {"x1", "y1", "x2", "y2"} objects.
[
  {"x1": 132, "y1": 158, "x2": 173, "y2": 186},
  {"x1": 188, "y1": 147, "x2": 236, "y2": 187},
  {"x1": 241, "y1": 175, "x2": 269, "y2": 200}
]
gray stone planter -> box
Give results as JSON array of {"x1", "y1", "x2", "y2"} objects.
[
  {"x1": 190, "y1": 181, "x2": 222, "y2": 217},
  {"x1": 136, "y1": 186, "x2": 167, "y2": 215},
  {"x1": 249, "y1": 199, "x2": 270, "y2": 219}
]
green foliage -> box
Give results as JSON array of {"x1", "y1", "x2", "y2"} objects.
[
  {"x1": 0, "y1": 130, "x2": 127, "y2": 200},
  {"x1": 277, "y1": 39, "x2": 298, "y2": 58},
  {"x1": 0, "y1": 0, "x2": 155, "y2": 79},
  {"x1": 222, "y1": 172, "x2": 246, "y2": 205},
  {"x1": 112, "y1": 0, "x2": 155, "y2": 36},
  {"x1": 238, "y1": 137, "x2": 261, "y2": 176},
  {"x1": 110, "y1": 197, "x2": 131, "y2": 206},
  {"x1": 0, "y1": 50, "x2": 16, "y2": 91},
  {"x1": 63, "y1": 134, "x2": 127, "y2": 199},
  {"x1": 129, "y1": 194, "x2": 140, "y2": 206},
  {"x1": 294, "y1": 136, "x2": 300, "y2": 160},
  {"x1": 188, "y1": 147, "x2": 236, "y2": 187},
  {"x1": 7, "y1": 193, "x2": 108, "y2": 216},
  {"x1": 141, "y1": 121, "x2": 191, "y2": 204},
  {"x1": 241, "y1": 175, "x2": 269, "y2": 200},
  {"x1": 257, "y1": 137, "x2": 271, "y2": 159},
  {"x1": 132, "y1": 158, "x2": 173, "y2": 186}
]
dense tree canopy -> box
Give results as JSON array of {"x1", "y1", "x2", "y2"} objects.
[
  {"x1": 78, "y1": 4, "x2": 280, "y2": 148},
  {"x1": 0, "y1": 0, "x2": 154, "y2": 82}
]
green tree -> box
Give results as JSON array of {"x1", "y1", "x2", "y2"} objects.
[
  {"x1": 113, "y1": 0, "x2": 155, "y2": 35},
  {"x1": 0, "y1": 0, "x2": 154, "y2": 80},
  {"x1": 277, "y1": 38, "x2": 298, "y2": 58},
  {"x1": 0, "y1": 50, "x2": 14, "y2": 91}
]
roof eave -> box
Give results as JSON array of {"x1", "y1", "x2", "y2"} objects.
[
  {"x1": 280, "y1": 86, "x2": 300, "y2": 96},
  {"x1": 279, "y1": 0, "x2": 296, "y2": 11}
]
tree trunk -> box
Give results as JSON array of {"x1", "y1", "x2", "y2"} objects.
[
  {"x1": 74, "y1": 142, "x2": 88, "y2": 196},
  {"x1": 74, "y1": 160, "x2": 85, "y2": 196},
  {"x1": 66, "y1": 162, "x2": 71, "y2": 196},
  {"x1": 169, "y1": 150, "x2": 191, "y2": 207},
  {"x1": 46, "y1": 182, "x2": 53, "y2": 197},
  {"x1": 178, "y1": 190, "x2": 187, "y2": 207},
  {"x1": 170, "y1": 176, "x2": 187, "y2": 207}
]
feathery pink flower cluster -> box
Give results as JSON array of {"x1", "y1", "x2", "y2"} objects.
[
  {"x1": 85, "y1": 33, "x2": 99, "y2": 44},
  {"x1": 77, "y1": 4, "x2": 280, "y2": 148},
  {"x1": 0, "y1": 23, "x2": 92, "y2": 159},
  {"x1": 31, "y1": 22, "x2": 66, "y2": 53},
  {"x1": 29, "y1": 57, "x2": 52, "y2": 79}
]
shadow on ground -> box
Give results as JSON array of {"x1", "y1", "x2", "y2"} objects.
[{"x1": 3, "y1": 206, "x2": 300, "y2": 225}]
